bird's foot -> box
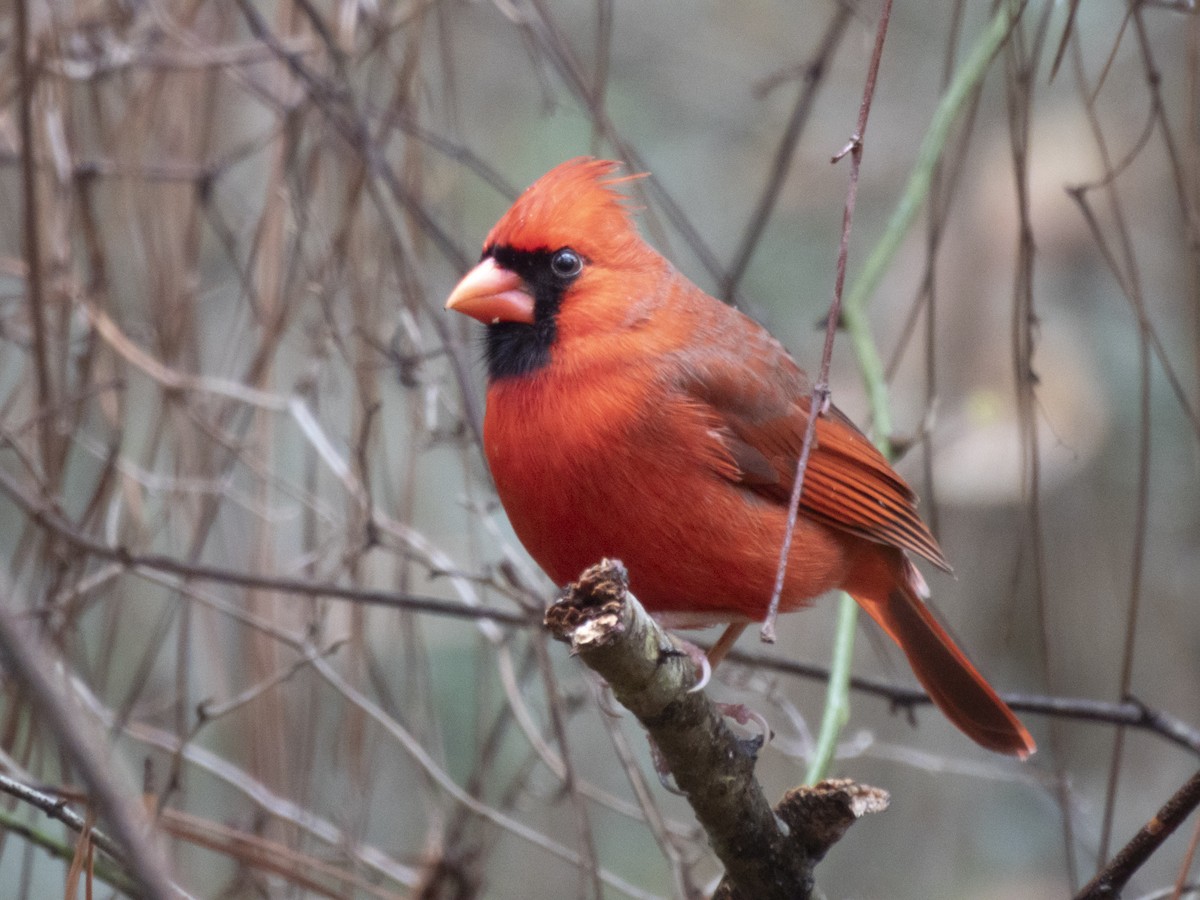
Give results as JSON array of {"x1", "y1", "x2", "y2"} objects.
[
  {"x1": 715, "y1": 702, "x2": 773, "y2": 756},
  {"x1": 649, "y1": 740, "x2": 687, "y2": 796},
  {"x1": 588, "y1": 672, "x2": 624, "y2": 718},
  {"x1": 658, "y1": 635, "x2": 712, "y2": 692}
]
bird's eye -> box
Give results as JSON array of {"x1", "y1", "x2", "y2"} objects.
[{"x1": 550, "y1": 248, "x2": 583, "y2": 280}]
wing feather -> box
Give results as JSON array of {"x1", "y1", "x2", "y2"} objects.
[{"x1": 671, "y1": 310, "x2": 950, "y2": 572}]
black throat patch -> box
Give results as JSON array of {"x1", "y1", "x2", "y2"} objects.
[{"x1": 482, "y1": 245, "x2": 579, "y2": 381}]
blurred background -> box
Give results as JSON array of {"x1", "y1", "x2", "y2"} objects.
[{"x1": 0, "y1": 1, "x2": 1197, "y2": 897}]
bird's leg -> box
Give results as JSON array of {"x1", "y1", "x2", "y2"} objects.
[
  {"x1": 707, "y1": 622, "x2": 748, "y2": 669},
  {"x1": 660, "y1": 622, "x2": 748, "y2": 692},
  {"x1": 706, "y1": 624, "x2": 773, "y2": 747}
]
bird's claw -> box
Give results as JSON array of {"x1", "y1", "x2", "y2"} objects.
[
  {"x1": 715, "y1": 702, "x2": 774, "y2": 749},
  {"x1": 658, "y1": 636, "x2": 712, "y2": 692},
  {"x1": 688, "y1": 652, "x2": 712, "y2": 693},
  {"x1": 591, "y1": 676, "x2": 624, "y2": 718},
  {"x1": 649, "y1": 740, "x2": 687, "y2": 796}
]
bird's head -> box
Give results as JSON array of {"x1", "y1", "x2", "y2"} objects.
[{"x1": 445, "y1": 158, "x2": 655, "y2": 380}]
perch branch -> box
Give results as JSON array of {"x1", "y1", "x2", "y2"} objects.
[{"x1": 544, "y1": 560, "x2": 888, "y2": 900}]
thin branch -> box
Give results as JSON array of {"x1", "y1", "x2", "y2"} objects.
[
  {"x1": 722, "y1": 647, "x2": 1200, "y2": 756},
  {"x1": 0, "y1": 808, "x2": 136, "y2": 897},
  {"x1": 1074, "y1": 769, "x2": 1200, "y2": 899},
  {"x1": 0, "y1": 771, "x2": 130, "y2": 871},
  {"x1": 0, "y1": 589, "x2": 179, "y2": 899},
  {"x1": 720, "y1": 4, "x2": 853, "y2": 302},
  {"x1": 15, "y1": 0, "x2": 55, "y2": 480},
  {"x1": 1174, "y1": 816, "x2": 1200, "y2": 899},
  {"x1": 778, "y1": 0, "x2": 895, "y2": 786},
  {"x1": 1005, "y1": 3, "x2": 1078, "y2": 884},
  {"x1": 0, "y1": 464, "x2": 533, "y2": 627},
  {"x1": 69, "y1": 673, "x2": 420, "y2": 888},
  {"x1": 1066, "y1": 20, "x2": 1166, "y2": 868},
  {"x1": 309, "y1": 649, "x2": 660, "y2": 900},
  {"x1": 531, "y1": 633, "x2": 604, "y2": 899},
  {"x1": 762, "y1": 0, "x2": 894, "y2": 643}
]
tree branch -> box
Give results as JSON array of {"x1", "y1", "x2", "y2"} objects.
[
  {"x1": 0, "y1": 463, "x2": 533, "y2": 628},
  {"x1": 544, "y1": 560, "x2": 888, "y2": 900},
  {"x1": 0, "y1": 589, "x2": 179, "y2": 899},
  {"x1": 0, "y1": 771, "x2": 133, "y2": 886},
  {"x1": 722, "y1": 647, "x2": 1200, "y2": 756},
  {"x1": 1074, "y1": 768, "x2": 1200, "y2": 899}
]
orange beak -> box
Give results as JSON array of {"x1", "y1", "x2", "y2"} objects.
[{"x1": 445, "y1": 257, "x2": 535, "y2": 325}]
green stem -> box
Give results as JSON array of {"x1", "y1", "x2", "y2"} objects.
[
  {"x1": 842, "y1": 0, "x2": 1025, "y2": 324},
  {"x1": 843, "y1": 300, "x2": 894, "y2": 454},
  {"x1": 804, "y1": 590, "x2": 860, "y2": 784},
  {"x1": 805, "y1": 0, "x2": 1024, "y2": 784},
  {"x1": 0, "y1": 809, "x2": 139, "y2": 896}
]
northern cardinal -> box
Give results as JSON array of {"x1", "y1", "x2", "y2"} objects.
[{"x1": 446, "y1": 158, "x2": 1035, "y2": 758}]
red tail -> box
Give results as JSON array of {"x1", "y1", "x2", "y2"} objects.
[{"x1": 853, "y1": 580, "x2": 1036, "y2": 758}]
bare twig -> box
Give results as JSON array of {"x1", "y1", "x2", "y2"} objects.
[
  {"x1": 762, "y1": 0, "x2": 894, "y2": 643},
  {"x1": 1174, "y1": 816, "x2": 1200, "y2": 899},
  {"x1": 720, "y1": 647, "x2": 1200, "y2": 755},
  {"x1": 308, "y1": 649, "x2": 659, "y2": 899},
  {"x1": 0, "y1": 589, "x2": 179, "y2": 899},
  {"x1": 0, "y1": 464, "x2": 532, "y2": 627},
  {"x1": 1074, "y1": 769, "x2": 1200, "y2": 899},
  {"x1": 530, "y1": 633, "x2": 604, "y2": 899},
  {"x1": 721, "y1": 5, "x2": 853, "y2": 302},
  {"x1": 15, "y1": 0, "x2": 56, "y2": 481},
  {"x1": 69, "y1": 672, "x2": 420, "y2": 888},
  {"x1": 0, "y1": 771, "x2": 129, "y2": 869}
]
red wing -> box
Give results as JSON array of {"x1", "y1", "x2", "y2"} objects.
[{"x1": 674, "y1": 327, "x2": 950, "y2": 572}]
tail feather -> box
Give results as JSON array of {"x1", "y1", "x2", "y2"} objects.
[{"x1": 853, "y1": 581, "x2": 1036, "y2": 759}]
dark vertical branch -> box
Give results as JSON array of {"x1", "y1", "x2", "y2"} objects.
[
  {"x1": 1065, "y1": 26, "x2": 1157, "y2": 872},
  {"x1": 1005, "y1": 3, "x2": 1075, "y2": 885},
  {"x1": 1097, "y1": 314, "x2": 1152, "y2": 867},
  {"x1": 721, "y1": 5, "x2": 853, "y2": 302},
  {"x1": 1191, "y1": 10, "x2": 1200, "y2": 417}
]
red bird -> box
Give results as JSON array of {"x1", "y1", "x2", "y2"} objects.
[{"x1": 446, "y1": 158, "x2": 1035, "y2": 758}]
